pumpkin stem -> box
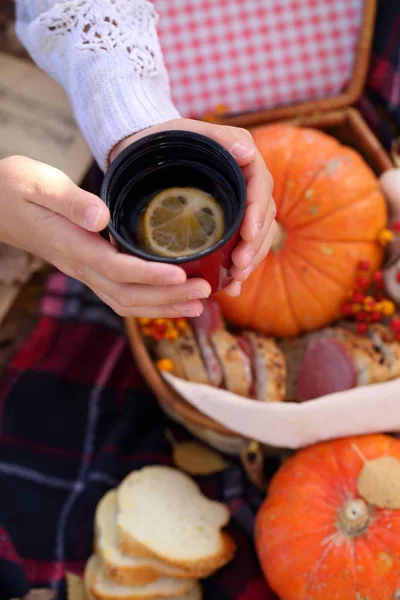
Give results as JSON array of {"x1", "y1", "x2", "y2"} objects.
[
  {"x1": 338, "y1": 498, "x2": 370, "y2": 537},
  {"x1": 271, "y1": 222, "x2": 286, "y2": 253}
]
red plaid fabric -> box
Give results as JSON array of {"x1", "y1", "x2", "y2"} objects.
[
  {"x1": 155, "y1": 0, "x2": 363, "y2": 118},
  {"x1": 359, "y1": 0, "x2": 400, "y2": 147},
  {"x1": 0, "y1": 262, "x2": 279, "y2": 600}
]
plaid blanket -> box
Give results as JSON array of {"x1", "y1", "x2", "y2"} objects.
[
  {"x1": 359, "y1": 0, "x2": 400, "y2": 147},
  {"x1": 0, "y1": 2, "x2": 399, "y2": 599},
  {"x1": 0, "y1": 266, "x2": 278, "y2": 600}
]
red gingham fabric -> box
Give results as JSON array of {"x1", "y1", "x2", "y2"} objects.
[{"x1": 154, "y1": 0, "x2": 364, "y2": 118}]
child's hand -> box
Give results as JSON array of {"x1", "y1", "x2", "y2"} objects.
[
  {"x1": 0, "y1": 155, "x2": 210, "y2": 317},
  {"x1": 111, "y1": 118, "x2": 277, "y2": 297}
]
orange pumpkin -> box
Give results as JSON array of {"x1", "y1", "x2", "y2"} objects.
[
  {"x1": 217, "y1": 125, "x2": 387, "y2": 337},
  {"x1": 255, "y1": 434, "x2": 400, "y2": 600}
]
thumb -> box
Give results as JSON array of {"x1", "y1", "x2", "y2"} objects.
[{"x1": 28, "y1": 161, "x2": 110, "y2": 232}]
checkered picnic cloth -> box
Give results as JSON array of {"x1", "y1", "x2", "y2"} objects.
[{"x1": 155, "y1": 0, "x2": 364, "y2": 118}]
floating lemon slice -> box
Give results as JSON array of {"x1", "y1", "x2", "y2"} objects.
[{"x1": 139, "y1": 187, "x2": 225, "y2": 258}]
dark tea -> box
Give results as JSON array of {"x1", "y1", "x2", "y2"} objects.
[
  {"x1": 113, "y1": 161, "x2": 234, "y2": 258},
  {"x1": 101, "y1": 131, "x2": 246, "y2": 294},
  {"x1": 130, "y1": 186, "x2": 225, "y2": 258}
]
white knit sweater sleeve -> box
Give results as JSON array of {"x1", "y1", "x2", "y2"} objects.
[{"x1": 15, "y1": 0, "x2": 181, "y2": 170}]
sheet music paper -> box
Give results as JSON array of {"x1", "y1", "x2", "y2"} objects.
[
  {"x1": 0, "y1": 52, "x2": 93, "y2": 325},
  {"x1": 0, "y1": 52, "x2": 92, "y2": 183}
]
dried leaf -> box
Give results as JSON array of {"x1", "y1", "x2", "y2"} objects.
[
  {"x1": 357, "y1": 456, "x2": 400, "y2": 509},
  {"x1": 66, "y1": 573, "x2": 87, "y2": 600},
  {"x1": 166, "y1": 430, "x2": 229, "y2": 475}
]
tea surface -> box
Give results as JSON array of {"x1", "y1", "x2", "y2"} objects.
[{"x1": 136, "y1": 187, "x2": 225, "y2": 258}]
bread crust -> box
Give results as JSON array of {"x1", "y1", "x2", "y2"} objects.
[
  {"x1": 118, "y1": 529, "x2": 236, "y2": 579},
  {"x1": 86, "y1": 556, "x2": 197, "y2": 600},
  {"x1": 210, "y1": 330, "x2": 251, "y2": 397},
  {"x1": 95, "y1": 491, "x2": 194, "y2": 586}
]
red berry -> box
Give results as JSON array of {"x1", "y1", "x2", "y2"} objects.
[
  {"x1": 357, "y1": 276, "x2": 370, "y2": 289},
  {"x1": 358, "y1": 259, "x2": 371, "y2": 271},
  {"x1": 372, "y1": 271, "x2": 383, "y2": 283},
  {"x1": 356, "y1": 311, "x2": 368, "y2": 322},
  {"x1": 356, "y1": 323, "x2": 368, "y2": 334},
  {"x1": 391, "y1": 317, "x2": 400, "y2": 332},
  {"x1": 396, "y1": 272, "x2": 400, "y2": 284},
  {"x1": 352, "y1": 291, "x2": 365, "y2": 303},
  {"x1": 343, "y1": 303, "x2": 353, "y2": 316},
  {"x1": 392, "y1": 221, "x2": 400, "y2": 232},
  {"x1": 370, "y1": 311, "x2": 382, "y2": 322}
]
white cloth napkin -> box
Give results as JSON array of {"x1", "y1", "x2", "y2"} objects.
[{"x1": 163, "y1": 372, "x2": 400, "y2": 449}]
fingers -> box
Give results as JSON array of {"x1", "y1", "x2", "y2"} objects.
[
  {"x1": 223, "y1": 222, "x2": 278, "y2": 297},
  {"x1": 71, "y1": 263, "x2": 211, "y2": 309},
  {"x1": 26, "y1": 159, "x2": 110, "y2": 232},
  {"x1": 230, "y1": 220, "x2": 278, "y2": 283},
  {"x1": 93, "y1": 288, "x2": 204, "y2": 319},
  {"x1": 48, "y1": 218, "x2": 212, "y2": 315},
  {"x1": 117, "y1": 120, "x2": 257, "y2": 167},
  {"x1": 48, "y1": 217, "x2": 188, "y2": 286},
  {"x1": 240, "y1": 152, "x2": 275, "y2": 243},
  {"x1": 193, "y1": 122, "x2": 256, "y2": 166},
  {"x1": 231, "y1": 209, "x2": 275, "y2": 272},
  {"x1": 223, "y1": 280, "x2": 242, "y2": 298}
]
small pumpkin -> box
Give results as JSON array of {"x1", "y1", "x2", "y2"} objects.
[
  {"x1": 217, "y1": 125, "x2": 387, "y2": 337},
  {"x1": 255, "y1": 434, "x2": 400, "y2": 600}
]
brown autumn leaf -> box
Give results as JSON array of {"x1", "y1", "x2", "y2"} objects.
[
  {"x1": 166, "y1": 430, "x2": 230, "y2": 475},
  {"x1": 66, "y1": 572, "x2": 88, "y2": 600},
  {"x1": 357, "y1": 456, "x2": 400, "y2": 509}
]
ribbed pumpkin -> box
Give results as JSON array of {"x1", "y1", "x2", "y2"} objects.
[
  {"x1": 217, "y1": 125, "x2": 387, "y2": 337},
  {"x1": 255, "y1": 434, "x2": 400, "y2": 600}
]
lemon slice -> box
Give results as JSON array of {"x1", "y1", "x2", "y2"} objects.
[{"x1": 139, "y1": 187, "x2": 225, "y2": 258}]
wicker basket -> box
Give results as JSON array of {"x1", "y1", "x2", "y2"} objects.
[{"x1": 125, "y1": 0, "x2": 393, "y2": 455}]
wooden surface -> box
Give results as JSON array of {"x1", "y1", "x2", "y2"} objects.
[
  {"x1": 0, "y1": 9, "x2": 45, "y2": 375},
  {"x1": 0, "y1": 8, "x2": 89, "y2": 377},
  {"x1": 0, "y1": 267, "x2": 50, "y2": 376}
]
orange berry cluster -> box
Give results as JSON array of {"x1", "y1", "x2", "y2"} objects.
[
  {"x1": 155, "y1": 358, "x2": 175, "y2": 373},
  {"x1": 342, "y1": 260, "x2": 399, "y2": 337},
  {"x1": 203, "y1": 103, "x2": 229, "y2": 123},
  {"x1": 138, "y1": 317, "x2": 188, "y2": 342},
  {"x1": 378, "y1": 228, "x2": 395, "y2": 246}
]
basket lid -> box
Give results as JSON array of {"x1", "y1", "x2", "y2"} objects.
[{"x1": 155, "y1": 0, "x2": 375, "y2": 126}]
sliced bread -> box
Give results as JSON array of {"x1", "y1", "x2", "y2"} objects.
[
  {"x1": 367, "y1": 323, "x2": 400, "y2": 379},
  {"x1": 210, "y1": 330, "x2": 252, "y2": 397},
  {"x1": 116, "y1": 466, "x2": 235, "y2": 573},
  {"x1": 243, "y1": 332, "x2": 286, "y2": 402},
  {"x1": 84, "y1": 556, "x2": 198, "y2": 600},
  {"x1": 327, "y1": 327, "x2": 392, "y2": 386},
  {"x1": 154, "y1": 329, "x2": 209, "y2": 385},
  {"x1": 95, "y1": 490, "x2": 194, "y2": 586}
]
